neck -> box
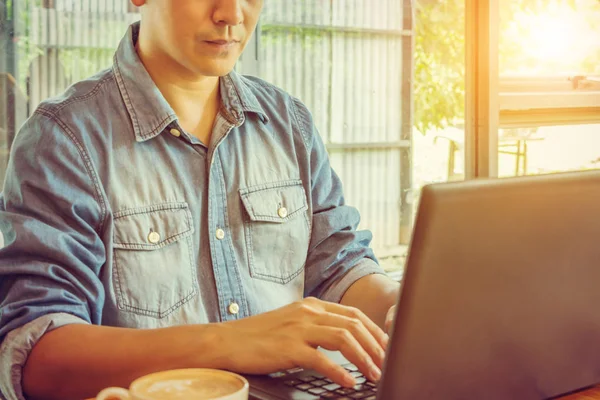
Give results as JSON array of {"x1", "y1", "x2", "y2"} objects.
[{"x1": 135, "y1": 30, "x2": 220, "y2": 143}]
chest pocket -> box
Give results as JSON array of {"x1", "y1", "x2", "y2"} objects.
[
  {"x1": 112, "y1": 202, "x2": 198, "y2": 318},
  {"x1": 240, "y1": 180, "x2": 310, "y2": 284}
]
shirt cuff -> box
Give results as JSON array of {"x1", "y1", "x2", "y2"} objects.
[
  {"x1": 0, "y1": 313, "x2": 89, "y2": 400},
  {"x1": 320, "y1": 258, "x2": 387, "y2": 304}
]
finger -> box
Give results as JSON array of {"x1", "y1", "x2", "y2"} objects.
[
  {"x1": 385, "y1": 310, "x2": 395, "y2": 334},
  {"x1": 323, "y1": 302, "x2": 389, "y2": 349},
  {"x1": 294, "y1": 347, "x2": 356, "y2": 388},
  {"x1": 306, "y1": 326, "x2": 382, "y2": 383},
  {"x1": 385, "y1": 319, "x2": 393, "y2": 335},
  {"x1": 317, "y1": 312, "x2": 385, "y2": 368}
]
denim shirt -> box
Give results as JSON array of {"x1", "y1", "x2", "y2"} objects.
[{"x1": 0, "y1": 23, "x2": 383, "y2": 399}]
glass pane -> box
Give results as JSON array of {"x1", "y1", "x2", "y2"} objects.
[
  {"x1": 498, "y1": 124, "x2": 600, "y2": 178},
  {"x1": 499, "y1": 0, "x2": 600, "y2": 76},
  {"x1": 498, "y1": 1, "x2": 600, "y2": 115},
  {"x1": 0, "y1": 0, "x2": 140, "y2": 187},
  {"x1": 238, "y1": 0, "x2": 465, "y2": 275}
]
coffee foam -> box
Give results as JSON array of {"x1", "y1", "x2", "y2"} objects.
[{"x1": 141, "y1": 376, "x2": 243, "y2": 399}]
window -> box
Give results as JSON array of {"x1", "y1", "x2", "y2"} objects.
[
  {"x1": 461, "y1": 0, "x2": 599, "y2": 181},
  {"x1": 497, "y1": 0, "x2": 600, "y2": 177}
]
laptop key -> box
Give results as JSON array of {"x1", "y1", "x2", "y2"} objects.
[
  {"x1": 324, "y1": 378, "x2": 333, "y2": 383},
  {"x1": 287, "y1": 367, "x2": 304, "y2": 374},
  {"x1": 284, "y1": 379, "x2": 302, "y2": 386},
  {"x1": 365, "y1": 382, "x2": 377, "y2": 388},
  {"x1": 349, "y1": 371, "x2": 363, "y2": 377},
  {"x1": 320, "y1": 393, "x2": 339, "y2": 399},
  {"x1": 298, "y1": 376, "x2": 317, "y2": 383},
  {"x1": 349, "y1": 391, "x2": 374, "y2": 399},
  {"x1": 308, "y1": 388, "x2": 328, "y2": 395},
  {"x1": 345, "y1": 364, "x2": 359, "y2": 371},
  {"x1": 355, "y1": 377, "x2": 367, "y2": 384},
  {"x1": 353, "y1": 384, "x2": 369, "y2": 391},
  {"x1": 323, "y1": 383, "x2": 341, "y2": 391},
  {"x1": 364, "y1": 396, "x2": 377, "y2": 400},
  {"x1": 269, "y1": 371, "x2": 287, "y2": 378},
  {"x1": 312, "y1": 373, "x2": 325, "y2": 379},
  {"x1": 312, "y1": 379, "x2": 328, "y2": 387},
  {"x1": 335, "y1": 388, "x2": 356, "y2": 396},
  {"x1": 295, "y1": 383, "x2": 314, "y2": 391}
]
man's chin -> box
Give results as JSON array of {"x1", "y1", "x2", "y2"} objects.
[{"x1": 193, "y1": 61, "x2": 237, "y2": 78}]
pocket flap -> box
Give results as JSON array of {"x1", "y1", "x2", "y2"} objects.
[
  {"x1": 113, "y1": 202, "x2": 194, "y2": 250},
  {"x1": 240, "y1": 180, "x2": 308, "y2": 223}
]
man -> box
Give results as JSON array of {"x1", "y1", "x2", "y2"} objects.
[{"x1": 0, "y1": 1, "x2": 400, "y2": 399}]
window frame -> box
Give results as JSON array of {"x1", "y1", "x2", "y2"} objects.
[
  {"x1": 465, "y1": 0, "x2": 600, "y2": 178},
  {"x1": 499, "y1": 75, "x2": 600, "y2": 127}
]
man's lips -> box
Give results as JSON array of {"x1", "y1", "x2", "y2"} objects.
[
  {"x1": 202, "y1": 39, "x2": 241, "y2": 52},
  {"x1": 206, "y1": 39, "x2": 240, "y2": 45}
]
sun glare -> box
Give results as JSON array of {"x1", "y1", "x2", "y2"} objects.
[
  {"x1": 509, "y1": 2, "x2": 595, "y2": 73},
  {"x1": 527, "y1": 13, "x2": 577, "y2": 62}
]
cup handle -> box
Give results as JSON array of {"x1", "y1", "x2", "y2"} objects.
[{"x1": 96, "y1": 387, "x2": 131, "y2": 400}]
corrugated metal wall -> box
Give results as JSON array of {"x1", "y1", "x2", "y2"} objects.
[{"x1": 9, "y1": 0, "x2": 412, "y2": 256}]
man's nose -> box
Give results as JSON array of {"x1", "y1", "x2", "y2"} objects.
[{"x1": 213, "y1": 0, "x2": 244, "y2": 26}]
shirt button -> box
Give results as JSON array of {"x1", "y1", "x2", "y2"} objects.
[
  {"x1": 147, "y1": 231, "x2": 161, "y2": 244},
  {"x1": 228, "y1": 302, "x2": 240, "y2": 315},
  {"x1": 278, "y1": 207, "x2": 288, "y2": 219},
  {"x1": 215, "y1": 228, "x2": 225, "y2": 240},
  {"x1": 169, "y1": 128, "x2": 182, "y2": 138}
]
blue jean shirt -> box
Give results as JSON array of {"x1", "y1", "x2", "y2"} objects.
[{"x1": 0, "y1": 22, "x2": 383, "y2": 400}]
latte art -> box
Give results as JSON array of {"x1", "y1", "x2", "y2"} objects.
[{"x1": 143, "y1": 377, "x2": 243, "y2": 399}]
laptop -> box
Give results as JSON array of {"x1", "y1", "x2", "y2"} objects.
[{"x1": 245, "y1": 170, "x2": 600, "y2": 400}]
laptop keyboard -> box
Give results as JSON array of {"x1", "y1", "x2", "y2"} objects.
[{"x1": 282, "y1": 364, "x2": 378, "y2": 399}]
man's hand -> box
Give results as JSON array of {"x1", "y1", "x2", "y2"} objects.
[
  {"x1": 384, "y1": 305, "x2": 396, "y2": 334},
  {"x1": 214, "y1": 297, "x2": 388, "y2": 388}
]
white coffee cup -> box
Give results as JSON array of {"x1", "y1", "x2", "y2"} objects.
[{"x1": 96, "y1": 368, "x2": 249, "y2": 400}]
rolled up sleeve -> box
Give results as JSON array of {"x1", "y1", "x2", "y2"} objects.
[
  {"x1": 292, "y1": 98, "x2": 386, "y2": 304},
  {"x1": 0, "y1": 313, "x2": 89, "y2": 400},
  {"x1": 318, "y1": 258, "x2": 384, "y2": 304},
  {"x1": 0, "y1": 111, "x2": 107, "y2": 399}
]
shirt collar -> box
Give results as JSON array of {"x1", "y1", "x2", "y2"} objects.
[{"x1": 113, "y1": 22, "x2": 269, "y2": 142}]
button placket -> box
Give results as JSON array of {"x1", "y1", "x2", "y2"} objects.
[{"x1": 208, "y1": 119, "x2": 248, "y2": 320}]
